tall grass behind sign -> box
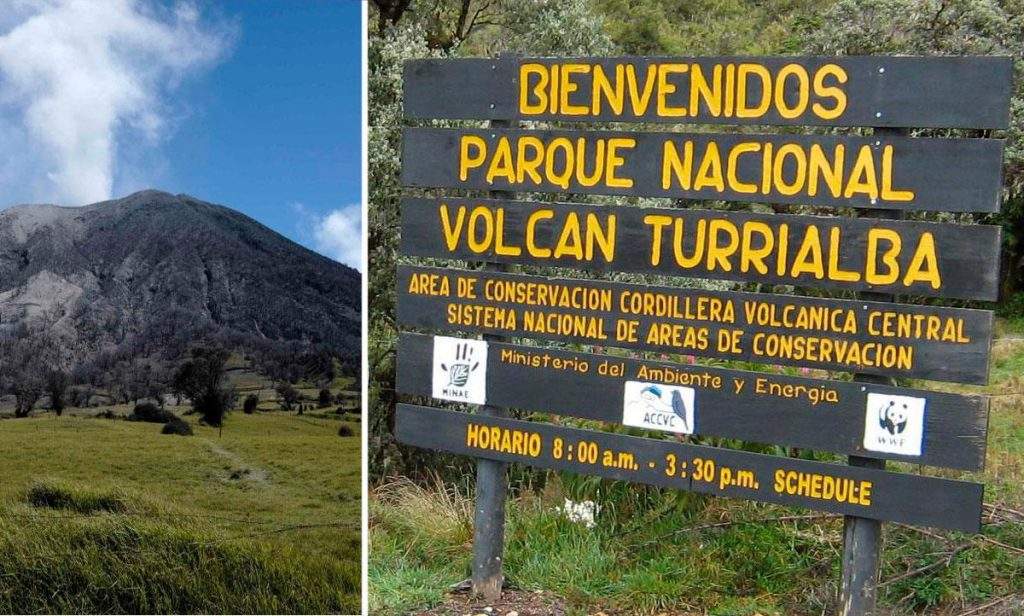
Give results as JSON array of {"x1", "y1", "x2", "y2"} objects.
[{"x1": 393, "y1": 55, "x2": 1013, "y2": 610}]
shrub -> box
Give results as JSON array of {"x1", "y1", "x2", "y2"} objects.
[
  {"x1": 337, "y1": 424, "x2": 355, "y2": 437},
  {"x1": 243, "y1": 394, "x2": 259, "y2": 414},
  {"x1": 129, "y1": 402, "x2": 176, "y2": 424},
  {"x1": 68, "y1": 387, "x2": 89, "y2": 407},
  {"x1": 26, "y1": 481, "x2": 130, "y2": 514},
  {"x1": 161, "y1": 418, "x2": 193, "y2": 436},
  {"x1": 317, "y1": 389, "x2": 331, "y2": 408}
]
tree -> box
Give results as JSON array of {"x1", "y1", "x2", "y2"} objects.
[
  {"x1": 45, "y1": 370, "x2": 69, "y2": 416},
  {"x1": 318, "y1": 388, "x2": 332, "y2": 408},
  {"x1": 1, "y1": 326, "x2": 58, "y2": 419},
  {"x1": 594, "y1": 0, "x2": 824, "y2": 56},
  {"x1": 372, "y1": 0, "x2": 414, "y2": 31},
  {"x1": 243, "y1": 394, "x2": 259, "y2": 414},
  {"x1": 13, "y1": 377, "x2": 43, "y2": 418},
  {"x1": 276, "y1": 382, "x2": 300, "y2": 411},
  {"x1": 804, "y1": 0, "x2": 1024, "y2": 297},
  {"x1": 172, "y1": 346, "x2": 234, "y2": 434}
]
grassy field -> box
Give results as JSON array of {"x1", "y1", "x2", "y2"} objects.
[
  {"x1": 370, "y1": 325, "x2": 1024, "y2": 615},
  {"x1": 0, "y1": 390, "x2": 361, "y2": 612}
]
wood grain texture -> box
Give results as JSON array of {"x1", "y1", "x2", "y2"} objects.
[
  {"x1": 396, "y1": 265, "x2": 994, "y2": 384},
  {"x1": 401, "y1": 197, "x2": 1002, "y2": 300},
  {"x1": 397, "y1": 332, "x2": 990, "y2": 470},
  {"x1": 401, "y1": 127, "x2": 1005, "y2": 213},
  {"x1": 395, "y1": 404, "x2": 984, "y2": 532},
  {"x1": 403, "y1": 56, "x2": 1013, "y2": 129}
]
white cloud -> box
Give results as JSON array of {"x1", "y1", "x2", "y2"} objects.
[
  {"x1": 293, "y1": 202, "x2": 364, "y2": 271},
  {"x1": 313, "y1": 205, "x2": 364, "y2": 271},
  {"x1": 0, "y1": 0, "x2": 235, "y2": 206}
]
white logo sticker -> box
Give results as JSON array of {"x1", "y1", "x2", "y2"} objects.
[
  {"x1": 622, "y1": 381, "x2": 695, "y2": 434},
  {"x1": 863, "y1": 392, "x2": 925, "y2": 456},
  {"x1": 432, "y1": 336, "x2": 488, "y2": 404}
]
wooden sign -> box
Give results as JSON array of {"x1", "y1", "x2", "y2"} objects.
[
  {"x1": 401, "y1": 197, "x2": 1002, "y2": 300},
  {"x1": 397, "y1": 333, "x2": 990, "y2": 471},
  {"x1": 401, "y1": 127, "x2": 1004, "y2": 213},
  {"x1": 397, "y1": 53, "x2": 1011, "y2": 606},
  {"x1": 404, "y1": 57, "x2": 1014, "y2": 129},
  {"x1": 396, "y1": 404, "x2": 985, "y2": 532},
  {"x1": 396, "y1": 265, "x2": 994, "y2": 384}
]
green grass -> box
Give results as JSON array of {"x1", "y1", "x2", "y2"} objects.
[
  {"x1": 370, "y1": 322, "x2": 1024, "y2": 615},
  {"x1": 0, "y1": 411, "x2": 361, "y2": 614}
]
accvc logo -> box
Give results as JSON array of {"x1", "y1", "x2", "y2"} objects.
[{"x1": 622, "y1": 380, "x2": 696, "y2": 435}]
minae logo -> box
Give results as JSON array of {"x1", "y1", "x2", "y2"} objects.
[
  {"x1": 432, "y1": 336, "x2": 488, "y2": 405},
  {"x1": 440, "y1": 341, "x2": 479, "y2": 397}
]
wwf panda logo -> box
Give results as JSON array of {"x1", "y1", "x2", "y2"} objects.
[{"x1": 879, "y1": 400, "x2": 908, "y2": 435}]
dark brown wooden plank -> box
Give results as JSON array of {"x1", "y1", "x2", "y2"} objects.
[
  {"x1": 404, "y1": 57, "x2": 1013, "y2": 129},
  {"x1": 397, "y1": 333, "x2": 990, "y2": 470},
  {"x1": 395, "y1": 265, "x2": 994, "y2": 384},
  {"x1": 401, "y1": 197, "x2": 1001, "y2": 301},
  {"x1": 395, "y1": 404, "x2": 984, "y2": 532},
  {"x1": 401, "y1": 127, "x2": 1004, "y2": 213}
]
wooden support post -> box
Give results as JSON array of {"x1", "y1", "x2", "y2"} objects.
[
  {"x1": 839, "y1": 126, "x2": 906, "y2": 616},
  {"x1": 471, "y1": 115, "x2": 514, "y2": 601}
]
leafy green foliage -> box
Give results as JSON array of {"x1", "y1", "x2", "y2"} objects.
[
  {"x1": 171, "y1": 346, "x2": 234, "y2": 428},
  {"x1": 595, "y1": 0, "x2": 826, "y2": 55},
  {"x1": 806, "y1": 0, "x2": 1024, "y2": 295}
]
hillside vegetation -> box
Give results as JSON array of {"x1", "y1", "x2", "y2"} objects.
[{"x1": 0, "y1": 360, "x2": 361, "y2": 613}]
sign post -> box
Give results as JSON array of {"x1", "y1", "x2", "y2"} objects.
[
  {"x1": 471, "y1": 110, "x2": 515, "y2": 600},
  {"x1": 840, "y1": 127, "x2": 906, "y2": 616},
  {"x1": 396, "y1": 55, "x2": 1011, "y2": 613}
]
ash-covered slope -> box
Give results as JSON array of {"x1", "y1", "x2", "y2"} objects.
[{"x1": 0, "y1": 190, "x2": 360, "y2": 368}]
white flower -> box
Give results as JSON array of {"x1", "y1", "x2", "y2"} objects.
[{"x1": 555, "y1": 498, "x2": 600, "y2": 528}]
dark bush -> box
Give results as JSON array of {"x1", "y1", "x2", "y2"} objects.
[
  {"x1": 195, "y1": 386, "x2": 235, "y2": 428},
  {"x1": 26, "y1": 481, "x2": 129, "y2": 514},
  {"x1": 337, "y1": 424, "x2": 355, "y2": 437},
  {"x1": 128, "y1": 402, "x2": 176, "y2": 424},
  {"x1": 243, "y1": 394, "x2": 259, "y2": 414},
  {"x1": 70, "y1": 386, "x2": 94, "y2": 408},
  {"x1": 161, "y1": 418, "x2": 193, "y2": 436},
  {"x1": 318, "y1": 388, "x2": 332, "y2": 408}
]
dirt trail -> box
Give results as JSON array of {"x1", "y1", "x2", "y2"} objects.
[{"x1": 203, "y1": 440, "x2": 271, "y2": 486}]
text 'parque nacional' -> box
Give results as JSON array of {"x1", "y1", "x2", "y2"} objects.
[{"x1": 402, "y1": 128, "x2": 1004, "y2": 212}]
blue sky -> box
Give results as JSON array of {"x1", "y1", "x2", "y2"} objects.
[{"x1": 0, "y1": 0, "x2": 364, "y2": 268}]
